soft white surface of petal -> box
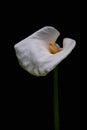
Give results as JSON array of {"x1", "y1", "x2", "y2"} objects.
[
  {"x1": 28, "y1": 26, "x2": 60, "y2": 42},
  {"x1": 15, "y1": 26, "x2": 60, "y2": 48}
]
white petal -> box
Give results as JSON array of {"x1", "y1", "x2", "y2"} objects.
[
  {"x1": 14, "y1": 26, "x2": 76, "y2": 76},
  {"x1": 28, "y1": 26, "x2": 60, "y2": 42},
  {"x1": 15, "y1": 26, "x2": 60, "y2": 49}
]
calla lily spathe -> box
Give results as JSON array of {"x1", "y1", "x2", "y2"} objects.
[{"x1": 14, "y1": 26, "x2": 76, "y2": 76}]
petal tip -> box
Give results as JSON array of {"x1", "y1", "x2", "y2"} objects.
[
  {"x1": 43, "y1": 26, "x2": 60, "y2": 36},
  {"x1": 63, "y1": 38, "x2": 76, "y2": 48}
]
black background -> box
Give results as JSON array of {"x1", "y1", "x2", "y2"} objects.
[{"x1": 1, "y1": 1, "x2": 86, "y2": 130}]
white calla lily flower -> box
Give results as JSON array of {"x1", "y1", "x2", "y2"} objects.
[{"x1": 14, "y1": 26, "x2": 76, "y2": 76}]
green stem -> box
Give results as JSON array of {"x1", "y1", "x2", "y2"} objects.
[{"x1": 54, "y1": 66, "x2": 60, "y2": 130}]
